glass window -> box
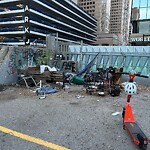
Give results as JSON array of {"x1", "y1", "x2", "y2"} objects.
[
  {"x1": 147, "y1": 7, "x2": 150, "y2": 18},
  {"x1": 140, "y1": 0, "x2": 147, "y2": 7},
  {"x1": 148, "y1": 0, "x2": 150, "y2": 6},
  {"x1": 139, "y1": 8, "x2": 147, "y2": 19},
  {"x1": 139, "y1": 21, "x2": 150, "y2": 33},
  {"x1": 133, "y1": 0, "x2": 140, "y2": 8}
]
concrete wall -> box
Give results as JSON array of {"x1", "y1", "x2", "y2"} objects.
[
  {"x1": 0, "y1": 46, "x2": 17, "y2": 85},
  {"x1": 0, "y1": 46, "x2": 44, "y2": 85},
  {"x1": 122, "y1": 75, "x2": 150, "y2": 86}
]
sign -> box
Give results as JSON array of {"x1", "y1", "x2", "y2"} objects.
[
  {"x1": 24, "y1": 4, "x2": 30, "y2": 45},
  {"x1": 131, "y1": 36, "x2": 150, "y2": 42}
]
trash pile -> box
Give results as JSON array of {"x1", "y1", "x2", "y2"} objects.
[
  {"x1": 17, "y1": 59, "x2": 123, "y2": 97},
  {"x1": 17, "y1": 65, "x2": 65, "y2": 89},
  {"x1": 36, "y1": 84, "x2": 59, "y2": 99},
  {"x1": 83, "y1": 67, "x2": 122, "y2": 96}
]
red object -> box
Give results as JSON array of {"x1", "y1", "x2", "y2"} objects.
[
  {"x1": 124, "y1": 102, "x2": 135, "y2": 123},
  {"x1": 129, "y1": 74, "x2": 135, "y2": 81},
  {"x1": 123, "y1": 71, "x2": 149, "y2": 148}
]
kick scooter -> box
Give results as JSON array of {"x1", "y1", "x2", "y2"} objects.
[{"x1": 122, "y1": 71, "x2": 149, "y2": 149}]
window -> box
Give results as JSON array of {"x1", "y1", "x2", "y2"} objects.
[
  {"x1": 140, "y1": 0, "x2": 148, "y2": 7},
  {"x1": 132, "y1": 0, "x2": 150, "y2": 19},
  {"x1": 139, "y1": 20, "x2": 150, "y2": 33},
  {"x1": 147, "y1": 7, "x2": 150, "y2": 18},
  {"x1": 148, "y1": 0, "x2": 150, "y2": 6},
  {"x1": 139, "y1": 8, "x2": 147, "y2": 19}
]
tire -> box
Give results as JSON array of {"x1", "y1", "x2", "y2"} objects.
[
  {"x1": 139, "y1": 143, "x2": 147, "y2": 150},
  {"x1": 137, "y1": 134, "x2": 148, "y2": 150},
  {"x1": 110, "y1": 87, "x2": 120, "y2": 97}
]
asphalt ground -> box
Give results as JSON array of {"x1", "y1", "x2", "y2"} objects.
[{"x1": 0, "y1": 85, "x2": 150, "y2": 150}]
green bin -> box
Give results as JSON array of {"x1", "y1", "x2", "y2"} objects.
[{"x1": 72, "y1": 76, "x2": 84, "y2": 85}]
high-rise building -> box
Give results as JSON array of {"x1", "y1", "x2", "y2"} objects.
[
  {"x1": 130, "y1": 0, "x2": 150, "y2": 46},
  {"x1": 77, "y1": 0, "x2": 114, "y2": 45},
  {"x1": 132, "y1": 0, "x2": 150, "y2": 20},
  {"x1": 77, "y1": 0, "x2": 96, "y2": 17},
  {"x1": 110, "y1": 0, "x2": 132, "y2": 45},
  {"x1": 72, "y1": 0, "x2": 78, "y2": 4},
  {"x1": 77, "y1": 0, "x2": 132, "y2": 45},
  {"x1": 77, "y1": 0, "x2": 110, "y2": 33},
  {"x1": 96, "y1": 0, "x2": 111, "y2": 34},
  {"x1": 0, "y1": 0, "x2": 97, "y2": 46}
]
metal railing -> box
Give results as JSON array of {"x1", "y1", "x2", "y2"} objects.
[{"x1": 68, "y1": 46, "x2": 150, "y2": 77}]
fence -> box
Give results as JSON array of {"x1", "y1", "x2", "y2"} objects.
[
  {"x1": 0, "y1": 45, "x2": 149, "y2": 85},
  {"x1": 68, "y1": 46, "x2": 150, "y2": 77}
]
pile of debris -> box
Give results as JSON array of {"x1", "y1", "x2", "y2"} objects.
[
  {"x1": 0, "y1": 85, "x2": 6, "y2": 92},
  {"x1": 17, "y1": 65, "x2": 65, "y2": 88},
  {"x1": 83, "y1": 67, "x2": 123, "y2": 96}
]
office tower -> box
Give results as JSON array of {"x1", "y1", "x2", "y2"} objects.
[
  {"x1": 130, "y1": 0, "x2": 150, "y2": 46},
  {"x1": 131, "y1": 7, "x2": 140, "y2": 34},
  {"x1": 109, "y1": 0, "x2": 132, "y2": 45},
  {"x1": 77, "y1": 0, "x2": 112, "y2": 45},
  {"x1": 77, "y1": 0, "x2": 111, "y2": 33},
  {"x1": 77, "y1": 0, "x2": 132, "y2": 45},
  {"x1": 0, "y1": 0, "x2": 97, "y2": 46},
  {"x1": 96, "y1": 0, "x2": 111, "y2": 33},
  {"x1": 77, "y1": 0, "x2": 96, "y2": 17},
  {"x1": 132, "y1": 0, "x2": 150, "y2": 20},
  {"x1": 132, "y1": 7, "x2": 140, "y2": 21}
]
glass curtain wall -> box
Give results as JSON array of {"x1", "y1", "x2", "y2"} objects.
[{"x1": 132, "y1": 0, "x2": 150, "y2": 19}]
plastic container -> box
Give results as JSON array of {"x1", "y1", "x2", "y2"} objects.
[{"x1": 72, "y1": 76, "x2": 84, "y2": 85}]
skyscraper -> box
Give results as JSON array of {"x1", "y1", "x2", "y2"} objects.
[
  {"x1": 132, "y1": 0, "x2": 150, "y2": 20},
  {"x1": 77, "y1": 0, "x2": 132, "y2": 45},
  {"x1": 110, "y1": 0, "x2": 132, "y2": 45},
  {"x1": 77, "y1": 0, "x2": 111, "y2": 37},
  {"x1": 130, "y1": 0, "x2": 150, "y2": 46}
]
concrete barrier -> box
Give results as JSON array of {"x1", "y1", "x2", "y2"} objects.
[
  {"x1": 122, "y1": 75, "x2": 150, "y2": 87},
  {"x1": 0, "y1": 46, "x2": 17, "y2": 85}
]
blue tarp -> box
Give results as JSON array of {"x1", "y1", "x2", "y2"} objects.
[
  {"x1": 76, "y1": 52, "x2": 100, "y2": 76},
  {"x1": 36, "y1": 84, "x2": 59, "y2": 95}
]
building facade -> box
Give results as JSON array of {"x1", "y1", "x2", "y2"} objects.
[
  {"x1": 77, "y1": 0, "x2": 111, "y2": 45},
  {"x1": 77, "y1": 0, "x2": 132, "y2": 46},
  {"x1": 72, "y1": 0, "x2": 78, "y2": 4},
  {"x1": 130, "y1": 0, "x2": 150, "y2": 46},
  {"x1": 0, "y1": 0, "x2": 97, "y2": 46},
  {"x1": 110, "y1": 0, "x2": 132, "y2": 45}
]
